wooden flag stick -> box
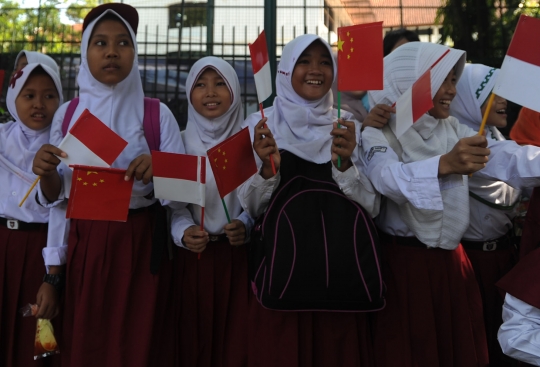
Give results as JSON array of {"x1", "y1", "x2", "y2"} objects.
[
  {"x1": 198, "y1": 207, "x2": 205, "y2": 260},
  {"x1": 337, "y1": 91, "x2": 342, "y2": 168},
  {"x1": 260, "y1": 103, "x2": 277, "y2": 175},
  {"x1": 19, "y1": 176, "x2": 40, "y2": 207},
  {"x1": 477, "y1": 93, "x2": 495, "y2": 137}
]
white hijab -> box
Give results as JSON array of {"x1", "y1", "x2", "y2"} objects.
[
  {"x1": 52, "y1": 9, "x2": 152, "y2": 197},
  {"x1": 14, "y1": 50, "x2": 60, "y2": 76},
  {"x1": 183, "y1": 57, "x2": 245, "y2": 233},
  {"x1": 450, "y1": 63, "x2": 519, "y2": 207},
  {"x1": 3, "y1": 63, "x2": 63, "y2": 175},
  {"x1": 263, "y1": 34, "x2": 338, "y2": 164},
  {"x1": 450, "y1": 63, "x2": 505, "y2": 140},
  {"x1": 370, "y1": 42, "x2": 471, "y2": 249}
]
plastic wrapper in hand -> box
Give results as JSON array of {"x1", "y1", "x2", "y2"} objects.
[{"x1": 19, "y1": 303, "x2": 60, "y2": 360}]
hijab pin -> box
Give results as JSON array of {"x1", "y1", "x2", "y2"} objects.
[{"x1": 10, "y1": 70, "x2": 24, "y2": 89}]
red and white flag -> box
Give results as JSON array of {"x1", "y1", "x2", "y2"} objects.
[
  {"x1": 249, "y1": 30, "x2": 273, "y2": 103},
  {"x1": 152, "y1": 151, "x2": 206, "y2": 206},
  {"x1": 58, "y1": 109, "x2": 128, "y2": 169},
  {"x1": 493, "y1": 15, "x2": 540, "y2": 113},
  {"x1": 395, "y1": 70, "x2": 433, "y2": 138}
]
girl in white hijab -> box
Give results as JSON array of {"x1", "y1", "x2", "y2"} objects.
[
  {"x1": 1, "y1": 61, "x2": 62, "y2": 367},
  {"x1": 172, "y1": 56, "x2": 253, "y2": 366},
  {"x1": 238, "y1": 34, "x2": 380, "y2": 367},
  {"x1": 32, "y1": 4, "x2": 185, "y2": 367},
  {"x1": 450, "y1": 63, "x2": 520, "y2": 367},
  {"x1": 12, "y1": 50, "x2": 61, "y2": 77},
  {"x1": 362, "y1": 41, "x2": 540, "y2": 367}
]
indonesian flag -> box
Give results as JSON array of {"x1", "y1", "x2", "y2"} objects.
[
  {"x1": 395, "y1": 69, "x2": 433, "y2": 138},
  {"x1": 66, "y1": 165, "x2": 133, "y2": 222},
  {"x1": 493, "y1": 15, "x2": 540, "y2": 113},
  {"x1": 207, "y1": 127, "x2": 257, "y2": 198},
  {"x1": 58, "y1": 109, "x2": 128, "y2": 169},
  {"x1": 249, "y1": 30, "x2": 273, "y2": 103},
  {"x1": 337, "y1": 22, "x2": 383, "y2": 91},
  {"x1": 152, "y1": 152, "x2": 206, "y2": 206}
]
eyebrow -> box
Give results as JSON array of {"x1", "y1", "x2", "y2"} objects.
[
  {"x1": 91, "y1": 33, "x2": 131, "y2": 39},
  {"x1": 299, "y1": 51, "x2": 332, "y2": 58}
]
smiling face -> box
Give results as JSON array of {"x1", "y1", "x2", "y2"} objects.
[
  {"x1": 87, "y1": 17, "x2": 135, "y2": 86},
  {"x1": 15, "y1": 70, "x2": 60, "y2": 130},
  {"x1": 481, "y1": 94, "x2": 508, "y2": 128},
  {"x1": 190, "y1": 67, "x2": 232, "y2": 119},
  {"x1": 428, "y1": 68, "x2": 457, "y2": 119},
  {"x1": 291, "y1": 41, "x2": 333, "y2": 101}
]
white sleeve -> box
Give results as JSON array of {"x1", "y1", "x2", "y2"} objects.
[
  {"x1": 499, "y1": 294, "x2": 540, "y2": 366},
  {"x1": 42, "y1": 199, "x2": 69, "y2": 270},
  {"x1": 237, "y1": 171, "x2": 280, "y2": 218},
  {"x1": 361, "y1": 127, "x2": 444, "y2": 210},
  {"x1": 476, "y1": 139, "x2": 540, "y2": 189}
]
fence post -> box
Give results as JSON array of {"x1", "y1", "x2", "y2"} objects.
[
  {"x1": 264, "y1": 0, "x2": 277, "y2": 106},
  {"x1": 206, "y1": 0, "x2": 214, "y2": 55}
]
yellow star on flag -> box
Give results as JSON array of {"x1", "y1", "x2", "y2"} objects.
[
  {"x1": 93, "y1": 183, "x2": 97, "y2": 187},
  {"x1": 83, "y1": 182, "x2": 88, "y2": 186},
  {"x1": 77, "y1": 177, "x2": 82, "y2": 181},
  {"x1": 100, "y1": 179, "x2": 104, "y2": 183},
  {"x1": 337, "y1": 37, "x2": 344, "y2": 52}
]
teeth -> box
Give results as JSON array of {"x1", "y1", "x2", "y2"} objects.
[
  {"x1": 205, "y1": 103, "x2": 218, "y2": 106},
  {"x1": 440, "y1": 100, "x2": 451, "y2": 105},
  {"x1": 496, "y1": 109, "x2": 506, "y2": 113},
  {"x1": 306, "y1": 80, "x2": 322, "y2": 85},
  {"x1": 32, "y1": 114, "x2": 45, "y2": 118}
]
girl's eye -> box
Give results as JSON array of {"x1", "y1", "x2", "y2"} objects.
[
  {"x1": 195, "y1": 82, "x2": 204, "y2": 88},
  {"x1": 25, "y1": 94, "x2": 34, "y2": 99},
  {"x1": 297, "y1": 59, "x2": 309, "y2": 64},
  {"x1": 119, "y1": 40, "x2": 130, "y2": 46},
  {"x1": 95, "y1": 40, "x2": 105, "y2": 46},
  {"x1": 46, "y1": 94, "x2": 57, "y2": 99},
  {"x1": 217, "y1": 81, "x2": 226, "y2": 86}
]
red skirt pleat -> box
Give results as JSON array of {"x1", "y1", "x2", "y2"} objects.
[
  {"x1": 61, "y1": 208, "x2": 174, "y2": 367},
  {"x1": 464, "y1": 247, "x2": 518, "y2": 367},
  {"x1": 246, "y1": 288, "x2": 375, "y2": 367},
  {"x1": 372, "y1": 241, "x2": 489, "y2": 367},
  {"x1": 175, "y1": 241, "x2": 249, "y2": 367},
  {"x1": 0, "y1": 224, "x2": 59, "y2": 367}
]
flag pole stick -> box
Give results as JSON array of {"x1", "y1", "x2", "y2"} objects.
[
  {"x1": 260, "y1": 103, "x2": 277, "y2": 175},
  {"x1": 19, "y1": 176, "x2": 40, "y2": 207},
  {"x1": 221, "y1": 198, "x2": 232, "y2": 224},
  {"x1": 337, "y1": 91, "x2": 342, "y2": 168},
  {"x1": 198, "y1": 207, "x2": 205, "y2": 260},
  {"x1": 477, "y1": 93, "x2": 495, "y2": 136}
]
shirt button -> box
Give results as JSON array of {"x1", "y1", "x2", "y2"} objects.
[
  {"x1": 12, "y1": 191, "x2": 16, "y2": 196},
  {"x1": 484, "y1": 215, "x2": 490, "y2": 220}
]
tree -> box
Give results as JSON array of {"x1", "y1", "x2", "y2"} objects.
[
  {"x1": 436, "y1": 0, "x2": 534, "y2": 67},
  {"x1": 65, "y1": 0, "x2": 112, "y2": 24}
]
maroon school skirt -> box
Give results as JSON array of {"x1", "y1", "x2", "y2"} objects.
[
  {"x1": 372, "y1": 238, "x2": 489, "y2": 367},
  {"x1": 246, "y1": 285, "x2": 375, "y2": 367},
  {"x1": 175, "y1": 239, "x2": 249, "y2": 367},
  {"x1": 464, "y1": 244, "x2": 518, "y2": 367},
  {"x1": 61, "y1": 206, "x2": 175, "y2": 367},
  {"x1": 0, "y1": 222, "x2": 60, "y2": 367}
]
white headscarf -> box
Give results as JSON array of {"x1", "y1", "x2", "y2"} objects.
[
  {"x1": 449, "y1": 63, "x2": 519, "y2": 210},
  {"x1": 3, "y1": 62, "x2": 63, "y2": 175},
  {"x1": 14, "y1": 50, "x2": 60, "y2": 76},
  {"x1": 52, "y1": 8, "x2": 152, "y2": 197},
  {"x1": 450, "y1": 63, "x2": 505, "y2": 140},
  {"x1": 183, "y1": 56, "x2": 244, "y2": 232},
  {"x1": 369, "y1": 42, "x2": 471, "y2": 249},
  {"x1": 266, "y1": 34, "x2": 338, "y2": 164}
]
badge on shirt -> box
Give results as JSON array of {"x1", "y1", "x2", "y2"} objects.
[{"x1": 367, "y1": 146, "x2": 387, "y2": 161}]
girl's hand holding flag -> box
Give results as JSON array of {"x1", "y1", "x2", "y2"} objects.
[
  {"x1": 331, "y1": 118, "x2": 356, "y2": 172},
  {"x1": 253, "y1": 117, "x2": 280, "y2": 179}
]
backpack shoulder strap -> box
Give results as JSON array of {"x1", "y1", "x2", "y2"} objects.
[
  {"x1": 62, "y1": 97, "x2": 79, "y2": 137},
  {"x1": 143, "y1": 97, "x2": 161, "y2": 152}
]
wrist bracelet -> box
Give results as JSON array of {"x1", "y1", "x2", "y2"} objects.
[{"x1": 43, "y1": 273, "x2": 65, "y2": 293}]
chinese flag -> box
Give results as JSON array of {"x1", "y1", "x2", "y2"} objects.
[
  {"x1": 66, "y1": 165, "x2": 134, "y2": 222},
  {"x1": 207, "y1": 127, "x2": 257, "y2": 198},
  {"x1": 337, "y1": 22, "x2": 383, "y2": 91}
]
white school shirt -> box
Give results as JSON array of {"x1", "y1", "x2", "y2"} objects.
[
  {"x1": 237, "y1": 111, "x2": 380, "y2": 219},
  {"x1": 499, "y1": 294, "x2": 540, "y2": 366},
  {"x1": 361, "y1": 120, "x2": 540, "y2": 241},
  {"x1": 40, "y1": 101, "x2": 188, "y2": 267},
  {"x1": 0, "y1": 122, "x2": 49, "y2": 223}
]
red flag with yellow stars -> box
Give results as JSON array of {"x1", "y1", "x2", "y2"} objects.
[
  {"x1": 207, "y1": 127, "x2": 257, "y2": 198},
  {"x1": 337, "y1": 22, "x2": 383, "y2": 91},
  {"x1": 66, "y1": 165, "x2": 134, "y2": 222}
]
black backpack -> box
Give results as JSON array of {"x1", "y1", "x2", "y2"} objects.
[{"x1": 249, "y1": 151, "x2": 386, "y2": 311}]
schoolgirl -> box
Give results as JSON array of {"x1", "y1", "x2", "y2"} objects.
[
  {"x1": 1, "y1": 60, "x2": 62, "y2": 366},
  {"x1": 362, "y1": 41, "x2": 540, "y2": 367},
  {"x1": 32, "y1": 4, "x2": 186, "y2": 366},
  {"x1": 239, "y1": 34, "x2": 380, "y2": 367},
  {"x1": 12, "y1": 50, "x2": 60, "y2": 77},
  {"x1": 171, "y1": 56, "x2": 254, "y2": 367},
  {"x1": 449, "y1": 63, "x2": 519, "y2": 367}
]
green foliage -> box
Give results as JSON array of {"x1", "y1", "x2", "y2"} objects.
[
  {"x1": 437, "y1": 0, "x2": 540, "y2": 66},
  {"x1": 65, "y1": 0, "x2": 112, "y2": 24}
]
